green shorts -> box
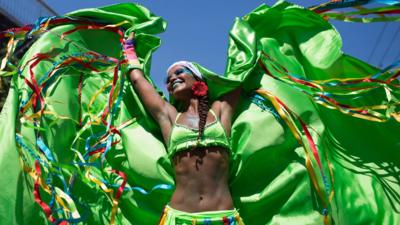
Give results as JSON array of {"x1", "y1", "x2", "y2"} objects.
[{"x1": 158, "y1": 205, "x2": 244, "y2": 225}]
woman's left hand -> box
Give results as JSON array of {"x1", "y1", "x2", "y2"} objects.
[{"x1": 123, "y1": 32, "x2": 141, "y2": 70}]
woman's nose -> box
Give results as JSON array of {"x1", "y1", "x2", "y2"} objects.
[{"x1": 169, "y1": 75, "x2": 177, "y2": 83}]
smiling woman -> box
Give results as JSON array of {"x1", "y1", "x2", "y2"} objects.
[
  {"x1": 127, "y1": 34, "x2": 242, "y2": 221},
  {"x1": 0, "y1": 1, "x2": 400, "y2": 225}
]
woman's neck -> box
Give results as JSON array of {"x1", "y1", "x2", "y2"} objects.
[{"x1": 181, "y1": 97, "x2": 199, "y2": 115}]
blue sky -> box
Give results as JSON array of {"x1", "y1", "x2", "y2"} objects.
[{"x1": 43, "y1": 0, "x2": 400, "y2": 94}]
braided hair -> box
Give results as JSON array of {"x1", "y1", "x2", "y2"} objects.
[
  {"x1": 197, "y1": 91, "x2": 209, "y2": 142},
  {"x1": 190, "y1": 74, "x2": 210, "y2": 142}
]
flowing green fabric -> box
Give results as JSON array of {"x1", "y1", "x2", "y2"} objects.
[{"x1": 0, "y1": 1, "x2": 399, "y2": 225}]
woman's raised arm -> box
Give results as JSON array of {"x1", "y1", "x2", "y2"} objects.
[
  {"x1": 212, "y1": 88, "x2": 241, "y2": 136},
  {"x1": 129, "y1": 69, "x2": 176, "y2": 124},
  {"x1": 124, "y1": 33, "x2": 176, "y2": 137}
]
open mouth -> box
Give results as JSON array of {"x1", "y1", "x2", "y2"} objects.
[{"x1": 172, "y1": 79, "x2": 184, "y2": 90}]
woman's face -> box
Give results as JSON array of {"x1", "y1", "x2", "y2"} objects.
[{"x1": 166, "y1": 65, "x2": 197, "y2": 100}]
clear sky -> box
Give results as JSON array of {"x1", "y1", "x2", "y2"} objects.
[{"x1": 43, "y1": 0, "x2": 400, "y2": 94}]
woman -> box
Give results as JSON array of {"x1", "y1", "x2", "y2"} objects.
[{"x1": 125, "y1": 33, "x2": 243, "y2": 224}]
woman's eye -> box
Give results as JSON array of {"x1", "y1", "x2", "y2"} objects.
[{"x1": 174, "y1": 69, "x2": 184, "y2": 75}]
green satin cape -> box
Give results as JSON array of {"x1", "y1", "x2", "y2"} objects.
[{"x1": 0, "y1": 1, "x2": 399, "y2": 225}]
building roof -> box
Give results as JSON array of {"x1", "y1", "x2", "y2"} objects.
[{"x1": 0, "y1": 0, "x2": 58, "y2": 26}]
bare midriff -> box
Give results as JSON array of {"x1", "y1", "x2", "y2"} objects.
[{"x1": 170, "y1": 146, "x2": 233, "y2": 212}]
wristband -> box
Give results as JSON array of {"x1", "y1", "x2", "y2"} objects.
[
  {"x1": 124, "y1": 44, "x2": 138, "y2": 60},
  {"x1": 127, "y1": 63, "x2": 143, "y2": 71},
  {"x1": 123, "y1": 37, "x2": 141, "y2": 70},
  {"x1": 125, "y1": 39, "x2": 135, "y2": 46}
]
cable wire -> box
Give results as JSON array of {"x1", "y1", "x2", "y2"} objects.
[
  {"x1": 367, "y1": 22, "x2": 388, "y2": 64},
  {"x1": 378, "y1": 24, "x2": 400, "y2": 67}
]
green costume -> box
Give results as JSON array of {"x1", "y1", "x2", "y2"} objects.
[
  {"x1": 159, "y1": 205, "x2": 243, "y2": 225},
  {"x1": 168, "y1": 109, "x2": 230, "y2": 157},
  {"x1": 0, "y1": 1, "x2": 399, "y2": 225}
]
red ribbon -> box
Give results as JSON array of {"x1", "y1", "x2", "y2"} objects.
[
  {"x1": 222, "y1": 216, "x2": 229, "y2": 225},
  {"x1": 111, "y1": 170, "x2": 127, "y2": 200},
  {"x1": 33, "y1": 161, "x2": 55, "y2": 223},
  {"x1": 89, "y1": 140, "x2": 120, "y2": 156}
]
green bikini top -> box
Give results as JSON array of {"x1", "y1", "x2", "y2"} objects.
[{"x1": 167, "y1": 110, "x2": 230, "y2": 157}]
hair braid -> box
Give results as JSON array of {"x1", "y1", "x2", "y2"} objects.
[{"x1": 197, "y1": 94, "x2": 209, "y2": 141}]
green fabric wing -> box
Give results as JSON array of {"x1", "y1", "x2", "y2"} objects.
[{"x1": 0, "y1": 4, "x2": 173, "y2": 225}]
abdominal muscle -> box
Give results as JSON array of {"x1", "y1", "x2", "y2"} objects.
[{"x1": 170, "y1": 146, "x2": 234, "y2": 212}]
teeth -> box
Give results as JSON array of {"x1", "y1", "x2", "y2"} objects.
[
  {"x1": 173, "y1": 82, "x2": 182, "y2": 89},
  {"x1": 172, "y1": 79, "x2": 183, "y2": 89}
]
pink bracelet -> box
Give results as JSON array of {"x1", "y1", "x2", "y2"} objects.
[{"x1": 123, "y1": 39, "x2": 138, "y2": 61}]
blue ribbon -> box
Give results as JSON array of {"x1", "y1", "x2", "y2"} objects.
[
  {"x1": 311, "y1": 0, "x2": 400, "y2": 12},
  {"x1": 371, "y1": 59, "x2": 400, "y2": 79},
  {"x1": 103, "y1": 182, "x2": 174, "y2": 195},
  {"x1": 250, "y1": 93, "x2": 284, "y2": 125},
  {"x1": 36, "y1": 137, "x2": 56, "y2": 161},
  {"x1": 16, "y1": 134, "x2": 44, "y2": 164},
  {"x1": 372, "y1": 0, "x2": 400, "y2": 5}
]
